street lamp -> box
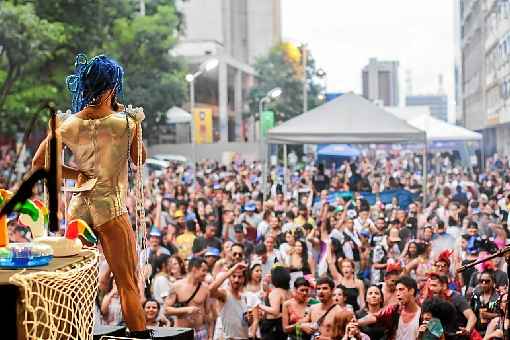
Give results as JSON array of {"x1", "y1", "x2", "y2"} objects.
[
  {"x1": 258, "y1": 87, "x2": 282, "y2": 201},
  {"x1": 258, "y1": 87, "x2": 282, "y2": 121},
  {"x1": 185, "y1": 58, "x2": 219, "y2": 173}
]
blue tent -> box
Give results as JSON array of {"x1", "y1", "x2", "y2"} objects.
[{"x1": 317, "y1": 144, "x2": 360, "y2": 166}]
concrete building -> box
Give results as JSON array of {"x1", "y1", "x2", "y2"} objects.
[
  {"x1": 454, "y1": 0, "x2": 464, "y2": 124},
  {"x1": 406, "y1": 95, "x2": 448, "y2": 121},
  {"x1": 172, "y1": 0, "x2": 282, "y2": 143},
  {"x1": 458, "y1": 0, "x2": 510, "y2": 156},
  {"x1": 362, "y1": 58, "x2": 400, "y2": 106}
]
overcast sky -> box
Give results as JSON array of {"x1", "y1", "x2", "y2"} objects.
[{"x1": 281, "y1": 0, "x2": 456, "y2": 117}]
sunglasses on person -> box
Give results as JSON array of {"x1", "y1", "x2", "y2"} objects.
[
  {"x1": 232, "y1": 252, "x2": 244, "y2": 258},
  {"x1": 480, "y1": 279, "x2": 492, "y2": 284}
]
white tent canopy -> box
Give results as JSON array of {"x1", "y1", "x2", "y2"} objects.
[
  {"x1": 267, "y1": 93, "x2": 426, "y2": 144},
  {"x1": 406, "y1": 114, "x2": 482, "y2": 142},
  {"x1": 166, "y1": 106, "x2": 192, "y2": 124}
]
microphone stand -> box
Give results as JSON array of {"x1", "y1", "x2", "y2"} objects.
[
  {"x1": 0, "y1": 105, "x2": 59, "y2": 233},
  {"x1": 457, "y1": 245, "x2": 510, "y2": 340}
]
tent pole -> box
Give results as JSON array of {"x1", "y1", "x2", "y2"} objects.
[
  {"x1": 283, "y1": 144, "x2": 288, "y2": 195},
  {"x1": 481, "y1": 137, "x2": 485, "y2": 172},
  {"x1": 422, "y1": 141, "x2": 428, "y2": 207},
  {"x1": 262, "y1": 143, "x2": 268, "y2": 202}
]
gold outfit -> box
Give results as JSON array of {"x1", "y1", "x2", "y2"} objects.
[
  {"x1": 60, "y1": 112, "x2": 146, "y2": 332},
  {"x1": 59, "y1": 112, "x2": 135, "y2": 228}
]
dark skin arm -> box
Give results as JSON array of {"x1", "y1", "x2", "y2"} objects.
[{"x1": 32, "y1": 136, "x2": 83, "y2": 181}]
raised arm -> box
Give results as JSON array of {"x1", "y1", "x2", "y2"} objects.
[{"x1": 209, "y1": 262, "x2": 247, "y2": 301}]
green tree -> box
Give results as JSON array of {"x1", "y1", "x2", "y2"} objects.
[
  {"x1": 0, "y1": 0, "x2": 187, "y2": 144},
  {"x1": 0, "y1": 2, "x2": 65, "y2": 134},
  {"x1": 247, "y1": 43, "x2": 324, "y2": 123},
  {"x1": 105, "y1": 3, "x2": 187, "y2": 144}
]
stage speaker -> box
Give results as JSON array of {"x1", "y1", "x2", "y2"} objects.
[
  {"x1": 93, "y1": 326, "x2": 193, "y2": 340},
  {"x1": 152, "y1": 327, "x2": 194, "y2": 340},
  {"x1": 93, "y1": 325, "x2": 126, "y2": 339}
]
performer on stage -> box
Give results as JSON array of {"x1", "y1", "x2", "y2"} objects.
[{"x1": 32, "y1": 54, "x2": 150, "y2": 338}]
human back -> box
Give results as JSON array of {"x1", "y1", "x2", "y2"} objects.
[{"x1": 59, "y1": 111, "x2": 134, "y2": 190}]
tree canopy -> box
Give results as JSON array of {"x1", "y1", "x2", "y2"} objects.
[
  {"x1": 0, "y1": 0, "x2": 187, "y2": 143},
  {"x1": 247, "y1": 43, "x2": 324, "y2": 123}
]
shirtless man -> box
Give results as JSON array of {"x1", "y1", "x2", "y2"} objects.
[
  {"x1": 165, "y1": 257, "x2": 211, "y2": 340},
  {"x1": 300, "y1": 277, "x2": 353, "y2": 340}
]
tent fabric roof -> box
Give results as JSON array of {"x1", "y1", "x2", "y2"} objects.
[
  {"x1": 266, "y1": 93, "x2": 426, "y2": 144},
  {"x1": 166, "y1": 106, "x2": 192, "y2": 124},
  {"x1": 406, "y1": 114, "x2": 482, "y2": 142}
]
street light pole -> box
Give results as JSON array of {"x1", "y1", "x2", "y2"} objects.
[
  {"x1": 189, "y1": 78, "x2": 196, "y2": 173},
  {"x1": 258, "y1": 87, "x2": 282, "y2": 202},
  {"x1": 185, "y1": 58, "x2": 219, "y2": 175}
]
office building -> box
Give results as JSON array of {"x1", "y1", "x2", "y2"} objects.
[
  {"x1": 172, "y1": 0, "x2": 282, "y2": 142},
  {"x1": 406, "y1": 95, "x2": 448, "y2": 121},
  {"x1": 362, "y1": 58, "x2": 400, "y2": 106}
]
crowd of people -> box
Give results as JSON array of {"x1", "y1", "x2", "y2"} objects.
[{"x1": 4, "y1": 145, "x2": 510, "y2": 340}]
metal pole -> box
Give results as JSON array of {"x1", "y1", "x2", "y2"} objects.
[
  {"x1": 260, "y1": 98, "x2": 266, "y2": 201},
  {"x1": 190, "y1": 79, "x2": 196, "y2": 174},
  {"x1": 283, "y1": 144, "x2": 288, "y2": 195},
  {"x1": 481, "y1": 136, "x2": 485, "y2": 172},
  {"x1": 422, "y1": 141, "x2": 428, "y2": 207}
]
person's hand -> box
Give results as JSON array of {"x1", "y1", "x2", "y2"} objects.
[
  {"x1": 345, "y1": 321, "x2": 360, "y2": 337},
  {"x1": 187, "y1": 306, "x2": 200, "y2": 315},
  {"x1": 300, "y1": 322, "x2": 316, "y2": 334},
  {"x1": 417, "y1": 323, "x2": 428, "y2": 334},
  {"x1": 456, "y1": 327, "x2": 470, "y2": 336},
  {"x1": 231, "y1": 261, "x2": 248, "y2": 273}
]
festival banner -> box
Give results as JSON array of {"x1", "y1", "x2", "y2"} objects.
[{"x1": 193, "y1": 108, "x2": 213, "y2": 144}]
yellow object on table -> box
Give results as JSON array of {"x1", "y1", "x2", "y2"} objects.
[{"x1": 0, "y1": 215, "x2": 7, "y2": 247}]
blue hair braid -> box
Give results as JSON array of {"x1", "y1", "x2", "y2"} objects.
[{"x1": 65, "y1": 53, "x2": 124, "y2": 113}]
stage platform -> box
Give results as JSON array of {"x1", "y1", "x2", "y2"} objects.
[{"x1": 1, "y1": 249, "x2": 98, "y2": 340}]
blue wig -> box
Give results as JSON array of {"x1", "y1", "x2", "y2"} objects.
[{"x1": 65, "y1": 53, "x2": 124, "y2": 113}]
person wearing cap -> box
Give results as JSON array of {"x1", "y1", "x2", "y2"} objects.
[
  {"x1": 174, "y1": 210, "x2": 186, "y2": 234},
  {"x1": 175, "y1": 219, "x2": 197, "y2": 260},
  {"x1": 238, "y1": 202, "x2": 261, "y2": 242},
  {"x1": 204, "y1": 247, "x2": 221, "y2": 271},
  {"x1": 140, "y1": 227, "x2": 170, "y2": 267},
  {"x1": 192, "y1": 221, "x2": 222, "y2": 257}
]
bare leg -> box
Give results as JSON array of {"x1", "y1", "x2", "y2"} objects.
[{"x1": 94, "y1": 213, "x2": 146, "y2": 331}]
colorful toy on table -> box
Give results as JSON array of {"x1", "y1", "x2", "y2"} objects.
[
  {"x1": 0, "y1": 189, "x2": 97, "y2": 268},
  {"x1": 0, "y1": 189, "x2": 54, "y2": 268},
  {"x1": 35, "y1": 219, "x2": 97, "y2": 257}
]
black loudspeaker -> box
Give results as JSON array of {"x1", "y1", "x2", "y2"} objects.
[
  {"x1": 152, "y1": 327, "x2": 194, "y2": 340},
  {"x1": 93, "y1": 325, "x2": 127, "y2": 339},
  {"x1": 93, "y1": 326, "x2": 194, "y2": 340}
]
